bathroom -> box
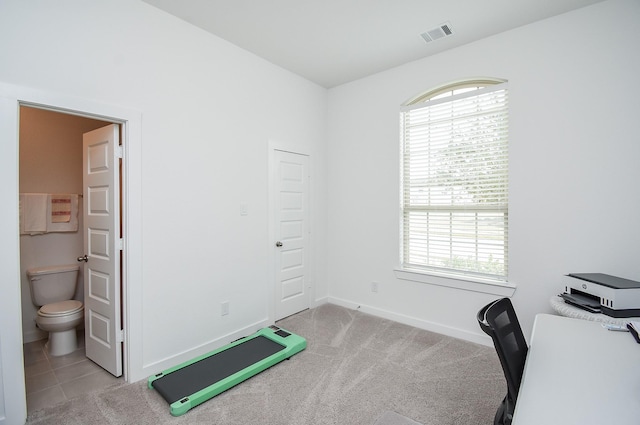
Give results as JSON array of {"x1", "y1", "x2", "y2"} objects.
[{"x1": 19, "y1": 106, "x2": 123, "y2": 412}]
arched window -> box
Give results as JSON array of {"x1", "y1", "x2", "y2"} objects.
[{"x1": 400, "y1": 78, "x2": 509, "y2": 281}]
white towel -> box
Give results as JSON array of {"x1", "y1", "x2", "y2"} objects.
[
  {"x1": 47, "y1": 194, "x2": 79, "y2": 232},
  {"x1": 20, "y1": 193, "x2": 48, "y2": 235}
]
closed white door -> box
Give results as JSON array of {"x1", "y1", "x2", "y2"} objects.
[
  {"x1": 274, "y1": 150, "x2": 310, "y2": 320},
  {"x1": 82, "y1": 124, "x2": 122, "y2": 377}
]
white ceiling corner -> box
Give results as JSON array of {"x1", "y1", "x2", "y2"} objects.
[{"x1": 142, "y1": 0, "x2": 606, "y2": 88}]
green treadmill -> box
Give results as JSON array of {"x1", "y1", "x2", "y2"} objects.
[{"x1": 148, "y1": 325, "x2": 306, "y2": 416}]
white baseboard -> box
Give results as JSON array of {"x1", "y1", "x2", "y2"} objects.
[
  {"x1": 135, "y1": 298, "x2": 492, "y2": 383},
  {"x1": 327, "y1": 296, "x2": 492, "y2": 347},
  {"x1": 137, "y1": 318, "x2": 270, "y2": 382},
  {"x1": 313, "y1": 296, "x2": 329, "y2": 307},
  {"x1": 23, "y1": 328, "x2": 47, "y2": 344}
]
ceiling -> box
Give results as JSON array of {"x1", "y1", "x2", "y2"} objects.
[{"x1": 142, "y1": 0, "x2": 605, "y2": 88}]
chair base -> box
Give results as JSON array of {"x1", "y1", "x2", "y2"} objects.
[{"x1": 494, "y1": 395, "x2": 513, "y2": 425}]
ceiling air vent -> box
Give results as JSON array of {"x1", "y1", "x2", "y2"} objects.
[{"x1": 420, "y1": 22, "x2": 454, "y2": 43}]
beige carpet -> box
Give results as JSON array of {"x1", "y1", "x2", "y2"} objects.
[
  {"x1": 26, "y1": 304, "x2": 505, "y2": 424},
  {"x1": 373, "y1": 411, "x2": 424, "y2": 425}
]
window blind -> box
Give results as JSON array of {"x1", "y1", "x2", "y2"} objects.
[{"x1": 401, "y1": 83, "x2": 509, "y2": 280}]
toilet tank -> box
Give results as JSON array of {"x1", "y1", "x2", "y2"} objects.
[{"x1": 27, "y1": 264, "x2": 80, "y2": 306}]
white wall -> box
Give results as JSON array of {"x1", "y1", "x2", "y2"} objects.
[
  {"x1": 1, "y1": 0, "x2": 638, "y2": 423},
  {"x1": 0, "y1": 3, "x2": 327, "y2": 422},
  {"x1": 326, "y1": 0, "x2": 640, "y2": 343},
  {"x1": 0, "y1": 94, "x2": 25, "y2": 424}
]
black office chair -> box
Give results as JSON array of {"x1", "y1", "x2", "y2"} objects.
[{"x1": 477, "y1": 298, "x2": 528, "y2": 425}]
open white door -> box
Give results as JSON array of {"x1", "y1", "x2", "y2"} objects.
[
  {"x1": 274, "y1": 150, "x2": 310, "y2": 320},
  {"x1": 82, "y1": 124, "x2": 122, "y2": 377}
]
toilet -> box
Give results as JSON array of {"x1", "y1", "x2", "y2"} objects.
[{"x1": 27, "y1": 264, "x2": 84, "y2": 356}]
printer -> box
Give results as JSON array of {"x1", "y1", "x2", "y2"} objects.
[{"x1": 561, "y1": 273, "x2": 640, "y2": 318}]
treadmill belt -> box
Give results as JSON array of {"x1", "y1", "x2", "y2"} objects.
[{"x1": 152, "y1": 335, "x2": 285, "y2": 403}]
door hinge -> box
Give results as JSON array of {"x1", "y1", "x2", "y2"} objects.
[
  {"x1": 116, "y1": 145, "x2": 123, "y2": 159},
  {"x1": 117, "y1": 329, "x2": 124, "y2": 343},
  {"x1": 119, "y1": 238, "x2": 124, "y2": 250}
]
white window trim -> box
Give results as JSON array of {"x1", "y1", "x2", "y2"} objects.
[
  {"x1": 399, "y1": 78, "x2": 514, "y2": 294},
  {"x1": 394, "y1": 267, "x2": 516, "y2": 297}
]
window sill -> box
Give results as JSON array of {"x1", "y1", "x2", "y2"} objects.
[{"x1": 394, "y1": 268, "x2": 516, "y2": 297}]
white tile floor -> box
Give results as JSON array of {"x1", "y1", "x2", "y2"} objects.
[{"x1": 23, "y1": 331, "x2": 124, "y2": 413}]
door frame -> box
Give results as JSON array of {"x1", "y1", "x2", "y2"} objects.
[
  {"x1": 267, "y1": 140, "x2": 315, "y2": 324},
  {"x1": 0, "y1": 82, "x2": 143, "y2": 423}
]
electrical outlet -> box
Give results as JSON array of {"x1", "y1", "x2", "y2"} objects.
[
  {"x1": 371, "y1": 282, "x2": 379, "y2": 293},
  {"x1": 221, "y1": 301, "x2": 230, "y2": 316}
]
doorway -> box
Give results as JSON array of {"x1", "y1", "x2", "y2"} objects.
[
  {"x1": 0, "y1": 86, "x2": 143, "y2": 424},
  {"x1": 19, "y1": 106, "x2": 123, "y2": 412}
]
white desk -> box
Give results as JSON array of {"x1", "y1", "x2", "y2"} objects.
[{"x1": 512, "y1": 314, "x2": 640, "y2": 425}]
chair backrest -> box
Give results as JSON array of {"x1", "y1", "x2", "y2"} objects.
[{"x1": 477, "y1": 298, "x2": 528, "y2": 402}]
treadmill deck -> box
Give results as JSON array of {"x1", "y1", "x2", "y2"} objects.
[{"x1": 148, "y1": 326, "x2": 306, "y2": 416}]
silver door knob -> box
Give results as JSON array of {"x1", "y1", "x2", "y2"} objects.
[
  {"x1": 275, "y1": 241, "x2": 283, "y2": 247},
  {"x1": 77, "y1": 255, "x2": 88, "y2": 262}
]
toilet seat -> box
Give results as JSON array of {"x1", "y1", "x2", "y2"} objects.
[{"x1": 39, "y1": 300, "x2": 83, "y2": 317}]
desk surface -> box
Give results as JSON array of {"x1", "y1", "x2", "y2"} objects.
[{"x1": 512, "y1": 314, "x2": 640, "y2": 425}]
